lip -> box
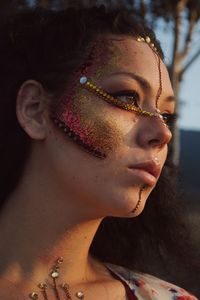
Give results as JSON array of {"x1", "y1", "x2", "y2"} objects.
[{"x1": 128, "y1": 161, "x2": 161, "y2": 187}]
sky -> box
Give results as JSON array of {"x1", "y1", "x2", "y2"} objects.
[{"x1": 155, "y1": 22, "x2": 200, "y2": 132}]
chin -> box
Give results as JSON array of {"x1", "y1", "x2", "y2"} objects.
[
  {"x1": 122, "y1": 200, "x2": 147, "y2": 218},
  {"x1": 106, "y1": 190, "x2": 149, "y2": 218}
]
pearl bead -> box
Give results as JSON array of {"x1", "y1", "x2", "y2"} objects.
[
  {"x1": 76, "y1": 291, "x2": 84, "y2": 299},
  {"x1": 146, "y1": 36, "x2": 151, "y2": 43},
  {"x1": 29, "y1": 292, "x2": 38, "y2": 299},
  {"x1": 38, "y1": 282, "x2": 47, "y2": 289},
  {"x1": 80, "y1": 76, "x2": 88, "y2": 84},
  {"x1": 51, "y1": 271, "x2": 59, "y2": 278},
  {"x1": 57, "y1": 256, "x2": 64, "y2": 263}
]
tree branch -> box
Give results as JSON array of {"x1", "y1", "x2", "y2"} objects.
[
  {"x1": 180, "y1": 9, "x2": 197, "y2": 59},
  {"x1": 139, "y1": 0, "x2": 146, "y2": 18},
  {"x1": 181, "y1": 47, "x2": 200, "y2": 76},
  {"x1": 171, "y1": 0, "x2": 187, "y2": 84},
  {"x1": 36, "y1": 0, "x2": 51, "y2": 8}
]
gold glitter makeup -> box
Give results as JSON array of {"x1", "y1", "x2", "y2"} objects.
[
  {"x1": 72, "y1": 89, "x2": 123, "y2": 154},
  {"x1": 52, "y1": 35, "x2": 166, "y2": 159},
  {"x1": 92, "y1": 38, "x2": 122, "y2": 80}
]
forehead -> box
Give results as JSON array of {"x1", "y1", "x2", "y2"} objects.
[{"x1": 86, "y1": 35, "x2": 173, "y2": 97}]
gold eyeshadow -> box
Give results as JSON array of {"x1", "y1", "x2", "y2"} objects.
[
  {"x1": 72, "y1": 89, "x2": 123, "y2": 154},
  {"x1": 79, "y1": 76, "x2": 162, "y2": 118}
]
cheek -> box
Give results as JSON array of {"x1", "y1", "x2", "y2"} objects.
[
  {"x1": 163, "y1": 147, "x2": 169, "y2": 164},
  {"x1": 159, "y1": 146, "x2": 169, "y2": 172},
  {"x1": 74, "y1": 93, "x2": 123, "y2": 152},
  {"x1": 53, "y1": 90, "x2": 123, "y2": 157}
]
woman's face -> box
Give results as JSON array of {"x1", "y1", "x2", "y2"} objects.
[{"x1": 46, "y1": 35, "x2": 175, "y2": 219}]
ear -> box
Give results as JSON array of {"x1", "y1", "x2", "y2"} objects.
[{"x1": 16, "y1": 80, "x2": 50, "y2": 140}]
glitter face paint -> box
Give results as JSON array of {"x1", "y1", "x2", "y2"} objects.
[
  {"x1": 52, "y1": 38, "x2": 123, "y2": 158},
  {"x1": 52, "y1": 36, "x2": 164, "y2": 159},
  {"x1": 72, "y1": 89, "x2": 122, "y2": 152}
]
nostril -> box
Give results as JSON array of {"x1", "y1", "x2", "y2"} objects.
[
  {"x1": 151, "y1": 129, "x2": 172, "y2": 146},
  {"x1": 149, "y1": 140, "x2": 170, "y2": 152},
  {"x1": 149, "y1": 138, "x2": 162, "y2": 147}
]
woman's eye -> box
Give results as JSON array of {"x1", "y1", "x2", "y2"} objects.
[
  {"x1": 110, "y1": 90, "x2": 140, "y2": 107},
  {"x1": 161, "y1": 113, "x2": 177, "y2": 126}
]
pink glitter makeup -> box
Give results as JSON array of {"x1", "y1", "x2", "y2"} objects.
[{"x1": 52, "y1": 38, "x2": 120, "y2": 159}]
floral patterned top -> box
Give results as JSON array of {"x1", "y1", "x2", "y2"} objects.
[{"x1": 105, "y1": 263, "x2": 199, "y2": 300}]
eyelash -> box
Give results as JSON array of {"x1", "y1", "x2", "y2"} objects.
[
  {"x1": 110, "y1": 90, "x2": 176, "y2": 126},
  {"x1": 162, "y1": 113, "x2": 177, "y2": 126},
  {"x1": 110, "y1": 90, "x2": 140, "y2": 108}
]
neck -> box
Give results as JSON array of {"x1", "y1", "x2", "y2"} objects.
[
  {"x1": 0, "y1": 154, "x2": 105, "y2": 290},
  {"x1": 0, "y1": 204, "x2": 102, "y2": 284}
]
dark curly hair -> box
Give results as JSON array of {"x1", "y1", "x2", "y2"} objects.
[{"x1": 0, "y1": 6, "x2": 199, "y2": 297}]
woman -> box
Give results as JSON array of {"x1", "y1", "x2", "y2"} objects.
[{"x1": 0, "y1": 6, "x2": 199, "y2": 300}]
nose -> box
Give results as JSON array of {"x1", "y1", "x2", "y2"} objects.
[{"x1": 137, "y1": 115, "x2": 172, "y2": 150}]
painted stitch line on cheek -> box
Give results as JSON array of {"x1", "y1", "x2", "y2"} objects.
[
  {"x1": 53, "y1": 95, "x2": 107, "y2": 159},
  {"x1": 131, "y1": 186, "x2": 145, "y2": 214},
  {"x1": 52, "y1": 117, "x2": 106, "y2": 159}
]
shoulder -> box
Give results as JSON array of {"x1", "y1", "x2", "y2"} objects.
[{"x1": 104, "y1": 262, "x2": 199, "y2": 300}]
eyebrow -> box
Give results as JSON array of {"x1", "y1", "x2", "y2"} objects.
[
  {"x1": 107, "y1": 71, "x2": 176, "y2": 102},
  {"x1": 165, "y1": 95, "x2": 176, "y2": 102}
]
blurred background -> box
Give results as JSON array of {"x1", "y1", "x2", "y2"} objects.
[{"x1": 1, "y1": 0, "x2": 199, "y2": 296}]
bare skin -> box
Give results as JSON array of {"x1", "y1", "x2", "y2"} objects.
[{"x1": 0, "y1": 36, "x2": 174, "y2": 299}]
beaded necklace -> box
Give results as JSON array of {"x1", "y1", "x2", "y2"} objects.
[{"x1": 29, "y1": 257, "x2": 84, "y2": 300}]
